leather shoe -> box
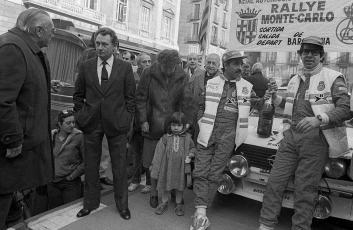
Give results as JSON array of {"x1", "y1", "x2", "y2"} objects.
[
  {"x1": 76, "y1": 208, "x2": 91, "y2": 218},
  {"x1": 119, "y1": 208, "x2": 131, "y2": 220},
  {"x1": 150, "y1": 195, "x2": 158, "y2": 208},
  {"x1": 100, "y1": 177, "x2": 113, "y2": 186}
]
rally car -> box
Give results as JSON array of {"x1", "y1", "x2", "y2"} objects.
[{"x1": 218, "y1": 110, "x2": 353, "y2": 221}]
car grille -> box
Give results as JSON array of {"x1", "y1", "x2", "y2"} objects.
[{"x1": 235, "y1": 144, "x2": 277, "y2": 171}]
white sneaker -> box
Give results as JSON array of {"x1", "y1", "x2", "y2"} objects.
[
  {"x1": 140, "y1": 185, "x2": 151, "y2": 194},
  {"x1": 190, "y1": 215, "x2": 210, "y2": 230},
  {"x1": 128, "y1": 183, "x2": 139, "y2": 192}
]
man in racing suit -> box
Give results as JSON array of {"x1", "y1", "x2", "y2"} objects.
[
  {"x1": 191, "y1": 51, "x2": 265, "y2": 230},
  {"x1": 259, "y1": 36, "x2": 351, "y2": 230}
]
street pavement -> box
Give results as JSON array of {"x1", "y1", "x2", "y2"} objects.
[{"x1": 55, "y1": 186, "x2": 351, "y2": 230}]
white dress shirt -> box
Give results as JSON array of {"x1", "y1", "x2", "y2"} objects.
[{"x1": 97, "y1": 55, "x2": 114, "y2": 85}]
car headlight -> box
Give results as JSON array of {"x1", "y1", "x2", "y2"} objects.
[
  {"x1": 313, "y1": 194, "x2": 332, "y2": 219},
  {"x1": 324, "y1": 158, "x2": 347, "y2": 179},
  {"x1": 218, "y1": 174, "x2": 235, "y2": 194},
  {"x1": 228, "y1": 155, "x2": 249, "y2": 178}
]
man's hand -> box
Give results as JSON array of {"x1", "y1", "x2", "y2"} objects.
[
  {"x1": 263, "y1": 90, "x2": 272, "y2": 100},
  {"x1": 268, "y1": 80, "x2": 278, "y2": 100},
  {"x1": 185, "y1": 123, "x2": 190, "y2": 130},
  {"x1": 141, "y1": 122, "x2": 149, "y2": 133},
  {"x1": 296, "y1": 117, "x2": 321, "y2": 133},
  {"x1": 66, "y1": 175, "x2": 74, "y2": 181},
  {"x1": 185, "y1": 156, "x2": 192, "y2": 164},
  {"x1": 6, "y1": 144, "x2": 22, "y2": 158}
]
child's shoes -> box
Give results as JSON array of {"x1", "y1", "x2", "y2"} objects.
[
  {"x1": 175, "y1": 203, "x2": 184, "y2": 216},
  {"x1": 155, "y1": 202, "x2": 168, "y2": 215}
]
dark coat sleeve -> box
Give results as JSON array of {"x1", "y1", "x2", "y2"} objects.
[
  {"x1": 0, "y1": 45, "x2": 26, "y2": 148},
  {"x1": 136, "y1": 67, "x2": 151, "y2": 124},
  {"x1": 181, "y1": 76, "x2": 198, "y2": 124},
  {"x1": 150, "y1": 135, "x2": 167, "y2": 179},
  {"x1": 68, "y1": 133, "x2": 85, "y2": 179},
  {"x1": 124, "y1": 64, "x2": 136, "y2": 114},
  {"x1": 73, "y1": 64, "x2": 86, "y2": 113}
]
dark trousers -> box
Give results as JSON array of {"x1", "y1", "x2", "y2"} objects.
[
  {"x1": 0, "y1": 193, "x2": 12, "y2": 230},
  {"x1": 47, "y1": 178, "x2": 82, "y2": 209},
  {"x1": 129, "y1": 131, "x2": 144, "y2": 184},
  {"x1": 83, "y1": 124, "x2": 128, "y2": 211}
]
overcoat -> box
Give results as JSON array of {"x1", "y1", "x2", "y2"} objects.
[
  {"x1": 0, "y1": 28, "x2": 53, "y2": 194},
  {"x1": 136, "y1": 63, "x2": 196, "y2": 140}
]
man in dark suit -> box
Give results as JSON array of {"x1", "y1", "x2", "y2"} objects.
[
  {"x1": 0, "y1": 9, "x2": 54, "y2": 229},
  {"x1": 73, "y1": 27, "x2": 135, "y2": 220}
]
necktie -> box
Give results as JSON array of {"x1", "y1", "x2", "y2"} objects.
[{"x1": 101, "y1": 61, "x2": 108, "y2": 91}]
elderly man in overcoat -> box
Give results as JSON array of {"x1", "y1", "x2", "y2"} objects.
[{"x1": 0, "y1": 8, "x2": 54, "y2": 229}]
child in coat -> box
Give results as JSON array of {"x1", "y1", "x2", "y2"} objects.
[{"x1": 150, "y1": 112, "x2": 195, "y2": 216}]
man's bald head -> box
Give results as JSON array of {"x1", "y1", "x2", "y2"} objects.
[
  {"x1": 15, "y1": 8, "x2": 54, "y2": 48},
  {"x1": 205, "y1": 53, "x2": 220, "y2": 76},
  {"x1": 16, "y1": 8, "x2": 51, "y2": 31}
]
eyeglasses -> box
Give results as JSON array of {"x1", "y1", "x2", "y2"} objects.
[
  {"x1": 302, "y1": 49, "x2": 321, "y2": 56},
  {"x1": 142, "y1": 60, "x2": 151, "y2": 64}
]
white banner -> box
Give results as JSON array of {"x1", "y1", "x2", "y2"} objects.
[{"x1": 229, "y1": 0, "x2": 353, "y2": 52}]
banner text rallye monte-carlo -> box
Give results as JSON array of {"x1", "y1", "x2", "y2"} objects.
[{"x1": 218, "y1": 87, "x2": 353, "y2": 221}]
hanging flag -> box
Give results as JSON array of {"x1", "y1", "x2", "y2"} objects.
[{"x1": 199, "y1": 0, "x2": 211, "y2": 52}]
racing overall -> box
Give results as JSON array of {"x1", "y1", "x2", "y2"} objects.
[
  {"x1": 193, "y1": 75, "x2": 252, "y2": 208},
  {"x1": 259, "y1": 66, "x2": 351, "y2": 230}
]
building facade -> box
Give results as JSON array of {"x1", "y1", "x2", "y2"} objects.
[
  {"x1": 258, "y1": 51, "x2": 353, "y2": 90},
  {"x1": 0, "y1": 0, "x2": 180, "y2": 55},
  {"x1": 178, "y1": 0, "x2": 232, "y2": 61},
  {"x1": 0, "y1": 0, "x2": 25, "y2": 34}
]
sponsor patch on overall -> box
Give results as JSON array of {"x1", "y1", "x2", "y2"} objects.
[
  {"x1": 207, "y1": 83, "x2": 219, "y2": 91},
  {"x1": 225, "y1": 96, "x2": 238, "y2": 113},
  {"x1": 315, "y1": 93, "x2": 329, "y2": 102},
  {"x1": 317, "y1": 81, "x2": 325, "y2": 91},
  {"x1": 242, "y1": 87, "x2": 249, "y2": 94}
]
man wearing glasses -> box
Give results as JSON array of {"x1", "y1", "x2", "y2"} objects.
[
  {"x1": 258, "y1": 36, "x2": 351, "y2": 230},
  {"x1": 0, "y1": 8, "x2": 54, "y2": 229}
]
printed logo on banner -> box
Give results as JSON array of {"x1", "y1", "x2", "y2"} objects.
[
  {"x1": 236, "y1": 8, "x2": 261, "y2": 45},
  {"x1": 336, "y1": 3, "x2": 353, "y2": 44}
]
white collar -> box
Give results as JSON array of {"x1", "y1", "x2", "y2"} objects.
[{"x1": 98, "y1": 55, "x2": 114, "y2": 66}]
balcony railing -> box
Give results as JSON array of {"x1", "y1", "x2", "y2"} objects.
[
  {"x1": 210, "y1": 38, "x2": 218, "y2": 46},
  {"x1": 23, "y1": 0, "x2": 106, "y2": 25},
  {"x1": 112, "y1": 20, "x2": 128, "y2": 31},
  {"x1": 187, "y1": 13, "x2": 200, "y2": 21},
  {"x1": 185, "y1": 35, "x2": 199, "y2": 43},
  {"x1": 219, "y1": 41, "x2": 228, "y2": 49}
]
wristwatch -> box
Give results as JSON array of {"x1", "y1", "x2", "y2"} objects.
[{"x1": 316, "y1": 114, "x2": 323, "y2": 122}]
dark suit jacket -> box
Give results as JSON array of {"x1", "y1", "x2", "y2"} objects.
[
  {"x1": 0, "y1": 28, "x2": 53, "y2": 193},
  {"x1": 73, "y1": 56, "x2": 135, "y2": 135},
  {"x1": 244, "y1": 72, "x2": 269, "y2": 97}
]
